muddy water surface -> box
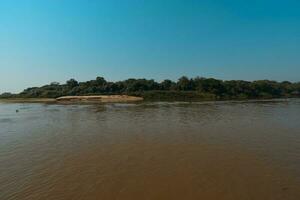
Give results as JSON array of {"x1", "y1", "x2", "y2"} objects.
[{"x1": 0, "y1": 99, "x2": 300, "y2": 199}]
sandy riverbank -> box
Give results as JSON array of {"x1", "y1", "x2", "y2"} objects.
[
  {"x1": 0, "y1": 98, "x2": 57, "y2": 103},
  {"x1": 56, "y1": 95, "x2": 143, "y2": 102},
  {"x1": 0, "y1": 95, "x2": 143, "y2": 103}
]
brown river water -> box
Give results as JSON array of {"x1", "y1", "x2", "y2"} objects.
[{"x1": 0, "y1": 99, "x2": 300, "y2": 200}]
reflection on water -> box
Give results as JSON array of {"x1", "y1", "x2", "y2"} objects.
[{"x1": 0, "y1": 99, "x2": 300, "y2": 200}]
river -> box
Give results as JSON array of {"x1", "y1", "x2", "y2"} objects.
[{"x1": 1, "y1": 99, "x2": 300, "y2": 199}]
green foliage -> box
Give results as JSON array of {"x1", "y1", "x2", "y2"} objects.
[
  {"x1": 0, "y1": 92, "x2": 16, "y2": 98},
  {"x1": 1, "y1": 76, "x2": 300, "y2": 101},
  {"x1": 66, "y1": 79, "x2": 79, "y2": 88}
]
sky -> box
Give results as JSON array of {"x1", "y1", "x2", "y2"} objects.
[{"x1": 0, "y1": 0, "x2": 300, "y2": 93}]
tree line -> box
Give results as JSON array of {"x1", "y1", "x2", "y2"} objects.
[{"x1": 1, "y1": 76, "x2": 300, "y2": 100}]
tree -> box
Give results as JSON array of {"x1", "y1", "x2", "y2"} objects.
[
  {"x1": 50, "y1": 82, "x2": 60, "y2": 86},
  {"x1": 160, "y1": 79, "x2": 175, "y2": 90},
  {"x1": 193, "y1": 77, "x2": 205, "y2": 92},
  {"x1": 66, "y1": 79, "x2": 79, "y2": 88},
  {"x1": 5, "y1": 75, "x2": 300, "y2": 100},
  {"x1": 200, "y1": 78, "x2": 225, "y2": 95},
  {"x1": 95, "y1": 77, "x2": 107, "y2": 86},
  {"x1": 177, "y1": 76, "x2": 192, "y2": 91},
  {"x1": 0, "y1": 92, "x2": 14, "y2": 98}
]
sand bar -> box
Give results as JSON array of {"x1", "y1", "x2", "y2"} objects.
[
  {"x1": 0, "y1": 95, "x2": 143, "y2": 103},
  {"x1": 56, "y1": 95, "x2": 143, "y2": 102}
]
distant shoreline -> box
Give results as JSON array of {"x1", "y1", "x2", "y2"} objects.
[
  {"x1": 0, "y1": 95, "x2": 143, "y2": 103},
  {"x1": 0, "y1": 96, "x2": 298, "y2": 104},
  {"x1": 1, "y1": 77, "x2": 299, "y2": 101}
]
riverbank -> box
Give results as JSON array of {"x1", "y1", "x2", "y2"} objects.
[
  {"x1": 130, "y1": 91, "x2": 300, "y2": 101},
  {"x1": 0, "y1": 95, "x2": 143, "y2": 103},
  {"x1": 56, "y1": 95, "x2": 143, "y2": 102},
  {"x1": 0, "y1": 96, "x2": 297, "y2": 104},
  {"x1": 0, "y1": 98, "x2": 57, "y2": 103}
]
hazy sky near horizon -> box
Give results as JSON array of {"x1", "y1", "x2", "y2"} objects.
[{"x1": 1, "y1": 0, "x2": 300, "y2": 93}]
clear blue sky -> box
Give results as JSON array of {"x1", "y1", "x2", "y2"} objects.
[{"x1": 0, "y1": 0, "x2": 300, "y2": 93}]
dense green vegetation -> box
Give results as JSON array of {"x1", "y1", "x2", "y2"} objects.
[{"x1": 1, "y1": 76, "x2": 300, "y2": 101}]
